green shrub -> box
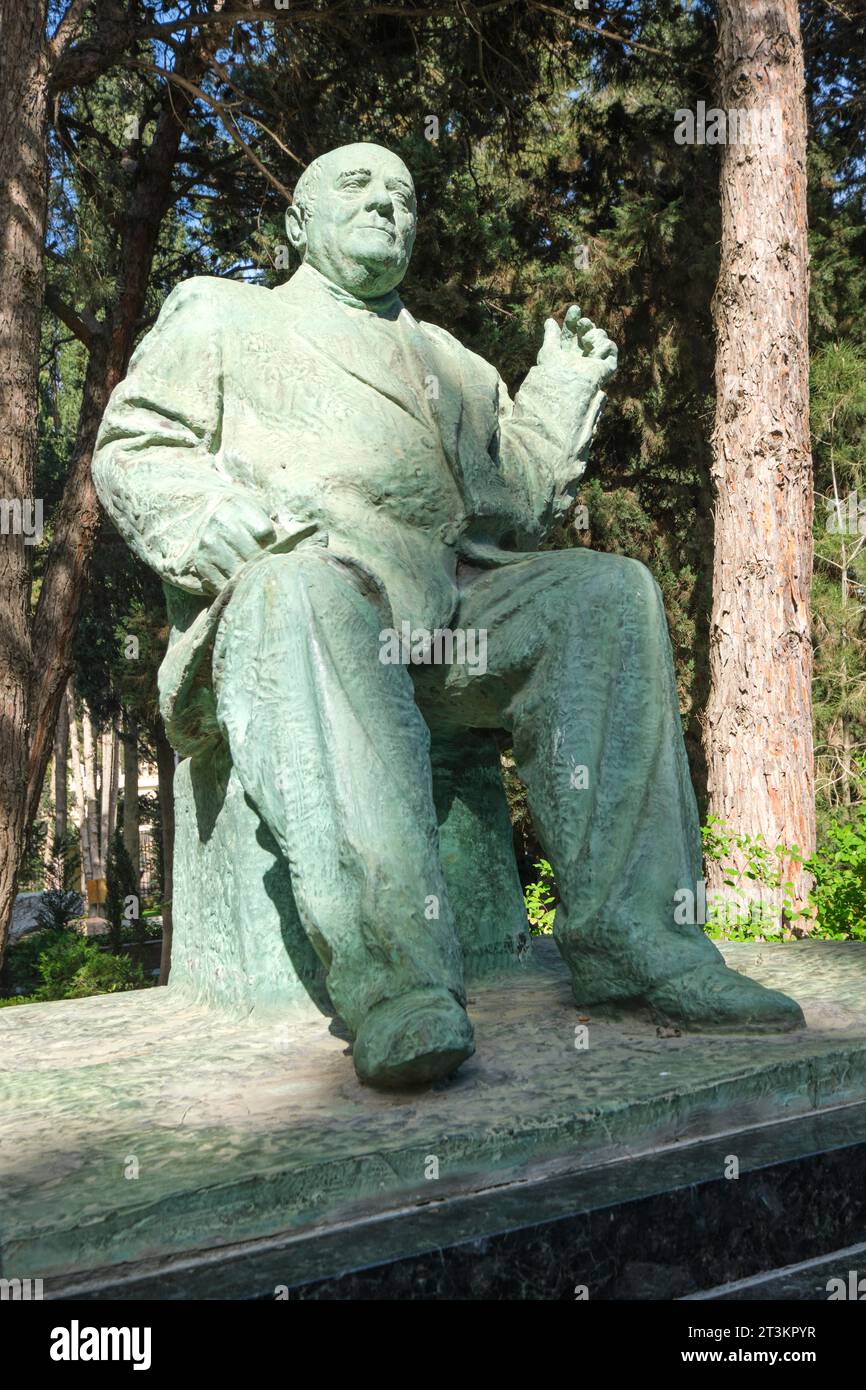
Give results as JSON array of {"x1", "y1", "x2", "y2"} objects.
[
  {"x1": 805, "y1": 816, "x2": 866, "y2": 939},
  {"x1": 700, "y1": 816, "x2": 798, "y2": 941},
  {"x1": 21, "y1": 933, "x2": 146, "y2": 1002},
  {"x1": 35, "y1": 888, "x2": 84, "y2": 932},
  {"x1": 3, "y1": 930, "x2": 50, "y2": 996},
  {"x1": 524, "y1": 858, "x2": 557, "y2": 935},
  {"x1": 521, "y1": 811, "x2": 866, "y2": 943}
]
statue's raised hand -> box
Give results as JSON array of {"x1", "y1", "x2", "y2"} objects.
[{"x1": 537, "y1": 304, "x2": 617, "y2": 388}]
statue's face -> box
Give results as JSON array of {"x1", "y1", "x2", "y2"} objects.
[{"x1": 288, "y1": 144, "x2": 416, "y2": 299}]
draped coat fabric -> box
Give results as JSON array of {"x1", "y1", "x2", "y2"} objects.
[{"x1": 92, "y1": 262, "x2": 605, "y2": 753}]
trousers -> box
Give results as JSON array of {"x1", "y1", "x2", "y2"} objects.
[{"x1": 211, "y1": 543, "x2": 722, "y2": 1034}]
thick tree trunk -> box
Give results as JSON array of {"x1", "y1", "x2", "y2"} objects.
[
  {"x1": 81, "y1": 703, "x2": 103, "y2": 911},
  {"x1": 101, "y1": 724, "x2": 120, "y2": 863},
  {"x1": 704, "y1": 0, "x2": 814, "y2": 911},
  {"x1": 155, "y1": 723, "x2": 176, "y2": 986},
  {"x1": 53, "y1": 696, "x2": 69, "y2": 856},
  {"x1": 0, "y1": 28, "x2": 212, "y2": 965},
  {"x1": 122, "y1": 714, "x2": 140, "y2": 881},
  {"x1": 22, "y1": 33, "x2": 213, "y2": 879},
  {"x1": 0, "y1": 0, "x2": 49, "y2": 966},
  {"x1": 66, "y1": 682, "x2": 92, "y2": 893}
]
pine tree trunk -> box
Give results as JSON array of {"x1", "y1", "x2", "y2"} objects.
[
  {"x1": 42, "y1": 748, "x2": 56, "y2": 878},
  {"x1": 100, "y1": 726, "x2": 120, "y2": 857},
  {"x1": 24, "y1": 36, "x2": 214, "y2": 843},
  {"x1": 53, "y1": 696, "x2": 68, "y2": 854},
  {"x1": 0, "y1": 0, "x2": 49, "y2": 967},
  {"x1": 704, "y1": 0, "x2": 815, "y2": 909},
  {"x1": 66, "y1": 682, "x2": 92, "y2": 893},
  {"x1": 53, "y1": 700, "x2": 69, "y2": 884},
  {"x1": 81, "y1": 705, "x2": 102, "y2": 911}
]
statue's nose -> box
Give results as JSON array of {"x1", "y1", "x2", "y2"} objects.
[{"x1": 364, "y1": 183, "x2": 395, "y2": 215}]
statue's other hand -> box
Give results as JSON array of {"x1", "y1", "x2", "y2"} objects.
[
  {"x1": 192, "y1": 495, "x2": 277, "y2": 592},
  {"x1": 537, "y1": 304, "x2": 618, "y2": 387}
]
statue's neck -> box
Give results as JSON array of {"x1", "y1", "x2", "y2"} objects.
[{"x1": 298, "y1": 260, "x2": 402, "y2": 317}]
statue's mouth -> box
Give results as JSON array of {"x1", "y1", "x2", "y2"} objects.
[{"x1": 361, "y1": 223, "x2": 396, "y2": 239}]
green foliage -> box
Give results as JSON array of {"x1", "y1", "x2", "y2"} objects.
[
  {"x1": 703, "y1": 804, "x2": 866, "y2": 942},
  {"x1": 700, "y1": 817, "x2": 799, "y2": 941},
  {"x1": 804, "y1": 814, "x2": 866, "y2": 941},
  {"x1": 2, "y1": 932, "x2": 50, "y2": 999},
  {"x1": 4, "y1": 933, "x2": 147, "y2": 1005},
  {"x1": 810, "y1": 343, "x2": 866, "y2": 829},
  {"x1": 524, "y1": 859, "x2": 557, "y2": 936},
  {"x1": 35, "y1": 889, "x2": 85, "y2": 933},
  {"x1": 521, "y1": 806, "x2": 866, "y2": 944}
]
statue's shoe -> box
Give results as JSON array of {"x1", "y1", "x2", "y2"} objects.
[
  {"x1": 353, "y1": 987, "x2": 475, "y2": 1089},
  {"x1": 644, "y1": 961, "x2": 805, "y2": 1033}
]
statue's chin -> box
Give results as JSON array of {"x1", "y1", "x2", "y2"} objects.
[
  {"x1": 306, "y1": 245, "x2": 407, "y2": 299},
  {"x1": 343, "y1": 255, "x2": 406, "y2": 299}
]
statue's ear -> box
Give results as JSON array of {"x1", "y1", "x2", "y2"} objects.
[{"x1": 285, "y1": 204, "x2": 306, "y2": 257}]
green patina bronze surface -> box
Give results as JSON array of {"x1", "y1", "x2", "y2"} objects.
[
  {"x1": 90, "y1": 142, "x2": 803, "y2": 1087},
  {"x1": 0, "y1": 942, "x2": 862, "y2": 1288}
]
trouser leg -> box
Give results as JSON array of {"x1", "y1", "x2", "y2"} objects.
[
  {"x1": 211, "y1": 548, "x2": 466, "y2": 1036},
  {"x1": 426, "y1": 550, "x2": 724, "y2": 1001}
]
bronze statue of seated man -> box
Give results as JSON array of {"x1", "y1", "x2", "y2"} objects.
[{"x1": 93, "y1": 143, "x2": 803, "y2": 1089}]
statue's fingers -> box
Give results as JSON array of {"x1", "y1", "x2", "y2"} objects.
[
  {"x1": 537, "y1": 317, "x2": 562, "y2": 365},
  {"x1": 234, "y1": 496, "x2": 277, "y2": 544},
  {"x1": 562, "y1": 305, "x2": 587, "y2": 354},
  {"x1": 563, "y1": 304, "x2": 582, "y2": 336},
  {"x1": 583, "y1": 326, "x2": 615, "y2": 358}
]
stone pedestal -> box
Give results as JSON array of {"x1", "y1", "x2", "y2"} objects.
[
  {"x1": 2, "y1": 940, "x2": 866, "y2": 1297},
  {"x1": 170, "y1": 730, "x2": 531, "y2": 1016}
]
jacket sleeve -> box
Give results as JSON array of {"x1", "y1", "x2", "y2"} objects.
[
  {"x1": 92, "y1": 277, "x2": 252, "y2": 596},
  {"x1": 492, "y1": 360, "x2": 606, "y2": 538}
]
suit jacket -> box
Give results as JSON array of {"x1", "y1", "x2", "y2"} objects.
[{"x1": 92, "y1": 261, "x2": 605, "y2": 753}]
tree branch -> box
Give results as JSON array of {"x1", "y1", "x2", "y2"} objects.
[
  {"x1": 128, "y1": 60, "x2": 295, "y2": 201},
  {"x1": 48, "y1": 0, "x2": 96, "y2": 63},
  {"x1": 44, "y1": 284, "x2": 99, "y2": 349},
  {"x1": 51, "y1": 0, "x2": 517, "y2": 92}
]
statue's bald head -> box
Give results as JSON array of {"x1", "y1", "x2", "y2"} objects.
[{"x1": 286, "y1": 143, "x2": 416, "y2": 300}]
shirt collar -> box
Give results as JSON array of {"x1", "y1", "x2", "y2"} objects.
[{"x1": 297, "y1": 260, "x2": 403, "y2": 318}]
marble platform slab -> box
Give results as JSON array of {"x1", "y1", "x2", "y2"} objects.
[{"x1": 2, "y1": 940, "x2": 866, "y2": 1295}]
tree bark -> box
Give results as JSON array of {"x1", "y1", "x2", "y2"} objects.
[
  {"x1": 155, "y1": 722, "x2": 176, "y2": 986},
  {"x1": 704, "y1": 0, "x2": 815, "y2": 907},
  {"x1": 66, "y1": 681, "x2": 92, "y2": 893},
  {"x1": 53, "y1": 695, "x2": 69, "y2": 853},
  {"x1": 81, "y1": 703, "x2": 102, "y2": 910},
  {"x1": 0, "y1": 0, "x2": 49, "y2": 967},
  {"x1": 101, "y1": 724, "x2": 120, "y2": 862},
  {"x1": 23, "y1": 34, "x2": 213, "y2": 863},
  {"x1": 0, "y1": 26, "x2": 212, "y2": 964}
]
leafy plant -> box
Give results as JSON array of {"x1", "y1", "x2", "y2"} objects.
[
  {"x1": 700, "y1": 816, "x2": 799, "y2": 941},
  {"x1": 30, "y1": 934, "x2": 146, "y2": 1001},
  {"x1": 804, "y1": 815, "x2": 866, "y2": 939},
  {"x1": 34, "y1": 888, "x2": 84, "y2": 933},
  {"x1": 519, "y1": 809, "x2": 866, "y2": 945},
  {"x1": 524, "y1": 858, "x2": 557, "y2": 935}
]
